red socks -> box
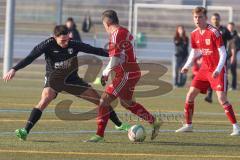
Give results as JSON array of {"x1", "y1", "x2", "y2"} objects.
[
  {"x1": 223, "y1": 104, "x2": 237, "y2": 124},
  {"x1": 127, "y1": 102, "x2": 155, "y2": 124},
  {"x1": 185, "y1": 102, "x2": 194, "y2": 124},
  {"x1": 184, "y1": 101, "x2": 237, "y2": 125},
  {"x1": 96, "y1": 105, "x2": 110, "y2": 137}
]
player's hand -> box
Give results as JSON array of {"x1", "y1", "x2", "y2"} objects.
[
  {"x1": 212, "y1": 70, "x2": 219, "y2": 78},
  {"x1": 100, "y1": 75, "x2": 108, "y2": 86},
  {"x1": 3, "y1": 69, "x2": 16, "y2": 82},
  {"x1": 181, "y1": 68, "x2": 188, "y2": 74}
]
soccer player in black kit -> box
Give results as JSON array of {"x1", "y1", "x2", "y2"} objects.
[{"x1": 3, "y1": 25, "x2": 130, "y2": 140}]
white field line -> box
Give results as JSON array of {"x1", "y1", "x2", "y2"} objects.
[{"x1": 0, "y1": 129, "x2": 232, "y2": 136}]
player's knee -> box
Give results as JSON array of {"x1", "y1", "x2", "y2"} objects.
[
  {"x1": 38, "y1": 94, "x2": 54, "y2": 109},
  {"x1": 120, "y1": 100, "x2": 132, "y2": 108},
  {"x1": 99, "y1": 98, "x2": 109, "y2": 107},
  {"x1": 40, "y1": 97, "x2": 52, "y2": 105},
  {"x1": 186, "y1": 93, "x2": 195, "y2": 102},
  {"x1": 120, "y1": 100, "x2": 129, "y2": 108},
  {"x1": 217, "y1": 95, "x2": 227, "y2": 105}
]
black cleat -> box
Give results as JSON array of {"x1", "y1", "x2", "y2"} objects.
[{"x1": 204, "y1": 97, "x2": 212, "y2": 103}]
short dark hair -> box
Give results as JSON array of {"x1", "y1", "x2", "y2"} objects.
[
  {"x1": 228, "y1": 22, "x2": 235, "y2": 26},
  {"x1": 212, "y1": 13, "x2": 221, "y2": 20},
  {"x1": 53, "y1": 25, "x2": 69, "y2": 37},
  {"x1": 66, "y1": 17, "x2": 74, "y2": 22},
  {"x1": 102, "y1": 10, "x2": 119, "y2": 25},
  {"x1": 192, "y1": 6, "x2": 207, "y2": 16}
]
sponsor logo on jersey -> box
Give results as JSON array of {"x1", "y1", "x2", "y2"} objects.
[
  {"x1": 201, "y1": 49, "x2": 213, "y2": 55},
  {"x1": 205, "y1": 39, "x2": 211, "y2": 45},
  {"x1": 54, "y1": 60, "x2": 71, "y2": 69},
  {"x1": 53, "y1": 50, "x2": 59, "y2": 53}
]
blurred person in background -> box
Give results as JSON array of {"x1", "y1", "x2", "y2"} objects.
[
  {"x1": 173, "y1": 25, "x2": 189, "y2": 87},
  {"x1": 65, "y1": 17, "x2": 82, "y2": 42},
  {"x1": 227, "y1": 22, "x2": 240, "y2": 90},
  {"x1": 203, "y1": 13, "x2": 233, "y2": 103}
]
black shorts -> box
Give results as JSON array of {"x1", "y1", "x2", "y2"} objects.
[{"x1": 44, "y1": 75, "x2": 91, "y2": 96}]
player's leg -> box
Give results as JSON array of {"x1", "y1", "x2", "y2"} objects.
[
  {"x1": 216, "y1": 91, "x2": 240, "y2": 136},
  {"x1": 114, "y1": 74, "x2": 161, "y2": 140},
  {"x1": 120, "y1": 98, "x2": 161, "y2": 140},
  {"x1": 175, "y1": 57, "x2": 181, "y2": 86},
  {"x1": 77, "y1": 87, "x2": 129, "y2": 131},
  {"x1": 230, "y1": 62, "x2": 237, "y2": 90},
  {"x1": 85, "y1": 92, "x2": 116, "y2": 142},
  {"x1": 176, "y1": 86, "x2": 200, "y2": 132},
  {"x1": 64, "y1": 77, "x2": 128, "y2": 130},
  {"x1": 120, "y1": 99, "x2": 154, "y2": 124},
  {"x1": 204, "y1": 87, "x2": 213, "y2": 103},
  {"x1": 15, "y1": 87, "x2": 57, "y2": 140}
]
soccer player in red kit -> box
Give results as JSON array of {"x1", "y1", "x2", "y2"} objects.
[
  {"x1": 175, "y1": 7, "x2": 240, "y2": 136},
  {"x1": 86, "y1": 10, "x2": 161, "y2": 142}
]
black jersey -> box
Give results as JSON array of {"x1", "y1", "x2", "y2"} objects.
[
  {"x1": 219, "y1": 25, "x2": 232, "y2": 48},
  {"x1": 13, "y1": 37, "x2": 108, "y2": 81}
]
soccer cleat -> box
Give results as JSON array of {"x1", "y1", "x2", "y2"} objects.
[
  {"x1": 151, "y1": 121, "x2": 161, "y2": 140},
  {"x1": 84, "y1": 135, "x2": 104, "y2": 143},
  {"x1": 15, "y1": 128, "x2": 28, "y2": 141},
  {"x1": 230, "y1": 127, "x2": 240, "y2": 136},
  {"x1": 115, "y1": 122, "x2": 131, "y2": 132},
  {"x1": 204, "y1": 96, "x2": 213, "y2": 103},
  {"x1": 175, "y1": 124, "x2": 193, "y2": 133}
]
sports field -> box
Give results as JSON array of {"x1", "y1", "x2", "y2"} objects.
[{"x1": 0, "y1": 62, "x2": 240, "y2": 160}]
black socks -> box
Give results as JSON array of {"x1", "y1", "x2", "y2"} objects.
[
  {"x1": 109, "y1": 108, "x2": 122, "y2": 127},
  {"x1": 25, "y1": 108, "x2": 42, "y2": 133}
]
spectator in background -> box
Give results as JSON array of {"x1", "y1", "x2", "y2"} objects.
[
  {"x1": 65, "y1": 17, "x2": 82, "y2": 42},
  {"x1": 174, "y1": 25, "x2": 189, "y2": 87},
  {"x1": 203, "y1": 13, "x2": 233, "y2": 103},
  {"x1": 82, "y1": 13, "x2": 92, "y2": 33},
  {"x1": 227, "y1": 22, "x2": 240, "y2": 90},
  {"x1": 211, "y1": 13, "x2": 232, "y2": 48}
]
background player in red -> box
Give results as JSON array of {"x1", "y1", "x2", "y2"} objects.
[
  {"x1": 86, "y1": 10, "x2": 161, "y2": 142},
  {"x1": 203, "y1": 13, "x2": 232, "y2": 103},
  {"x1": 175, "y1": 7, "x2": 240, "y2": 136}
]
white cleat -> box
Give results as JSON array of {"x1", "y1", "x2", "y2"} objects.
[
  {"x1": 230, "y1": 128, "x2": 240, "y2": 136},
  {"x1": 175, "y1": 124, "x2": 193, "y2": 133}
]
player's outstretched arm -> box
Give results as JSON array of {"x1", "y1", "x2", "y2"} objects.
[
  {"x1": 3, "y1": 39, "x2": 48, "y2": 82},
  {"x1": 9, "y1": 39, "x2": 48, "y2": 75},
  {"x1": 75, "y1": 41, "x2": 109, "y2": 57},
  {"x1": 3, "y1": 69, "x2": 16, "y2": 82}
]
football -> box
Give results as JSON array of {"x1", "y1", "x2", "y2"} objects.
[{"x1": 128, "y1": 124, "x2": 146, "y2": 142}]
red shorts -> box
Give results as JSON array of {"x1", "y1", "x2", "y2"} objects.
[
  {"x1": 191, "y1": 67, "x2": 227, "y2": 94},
  {"x1": 105, "y1": 72, "x2": 141, "y2": 100}
]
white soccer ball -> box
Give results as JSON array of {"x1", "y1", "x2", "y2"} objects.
[{"x1": 128, "y1": 124, "x2": 146, "y2": 142}]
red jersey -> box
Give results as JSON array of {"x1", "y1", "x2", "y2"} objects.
[
  {"x1": 191, "y1": 24, "x2": 224, "y2": 72},
  {"x1": 108, "y1": 27, "x2": 140, "y2": 76}
]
